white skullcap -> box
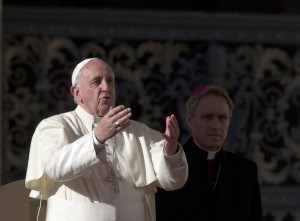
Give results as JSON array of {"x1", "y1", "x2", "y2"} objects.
[{"x1": 71, "y1": 58, "x2": 99, "y2": 85}]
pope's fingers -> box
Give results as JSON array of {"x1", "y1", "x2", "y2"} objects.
[
  {"x1": 113, "y1": 108, "x2": 132, "y2": 126},
  {"x1": 168, "y1": 117, "x2": 179, "y2": 133},
  {"x1": 107, "y1": 105, "x2": 126, "y2": 118},
  {"x1": 172, "y1": 115, "x2": 179, "y2": 127},
  {"x1": 170, "y1": 114, "x2": 178, "y2": 123}
]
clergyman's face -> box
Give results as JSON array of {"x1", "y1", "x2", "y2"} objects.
[
  {"x1": 187, "y1": 94, "x2": 230, "y2": 151},
  {"x1": 73, "y1": 59, "x2": 116, "y2": 117}
]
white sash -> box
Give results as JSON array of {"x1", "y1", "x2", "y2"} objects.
[{"x1": 46, "y1": 197, "x2": 116, "y2": 221}]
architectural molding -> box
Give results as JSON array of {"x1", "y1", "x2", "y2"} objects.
[{"x1": 3, "y1": 6, "x2": 300, "y2": 44}]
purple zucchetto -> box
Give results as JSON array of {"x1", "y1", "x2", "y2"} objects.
[{"x1": 192, "y1": 86, "x2": 207, "y2": 96}]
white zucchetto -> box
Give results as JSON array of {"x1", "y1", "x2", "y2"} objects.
[{"x1": 71, "y1": 58, "x2": 99, "y2": 85}]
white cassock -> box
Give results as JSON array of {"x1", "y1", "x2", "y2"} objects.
[{"x1": 25, "y1": 105, "x2": 188, "y2": 221}]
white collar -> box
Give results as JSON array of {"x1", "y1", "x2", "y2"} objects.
[
  {"x1": 193, "y1": 139, "x2": 221, "y2": 160},
  {"x1": 75, "y1": 105, "x2": 102, "y2": 131}
]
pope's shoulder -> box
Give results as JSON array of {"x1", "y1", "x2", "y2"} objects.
[{"x1": 37, "y1": 110, "x2": 78, "y2": 128}]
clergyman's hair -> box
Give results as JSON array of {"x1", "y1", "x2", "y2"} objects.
[{"x1": 186, "y1": 85, "x2": 234, "y2": 117}]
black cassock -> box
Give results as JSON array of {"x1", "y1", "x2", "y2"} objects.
[{"x1": 156, "y1": 137, "x2": 263, "y2": 221}]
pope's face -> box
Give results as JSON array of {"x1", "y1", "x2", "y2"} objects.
[
  {"x1": 187, "y1": 94, "x2": 230, "y2": 151},
  {"x1": 72, "y1": 60, "x2": 116, "y2": 117}
]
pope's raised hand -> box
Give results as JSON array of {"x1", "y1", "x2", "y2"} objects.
[
  {"x1": 163, "y1": 114, "x2": 180, "y2": 155},
  {"x1": 94, "y1": 105, "x2": 132, "y2": 143}
]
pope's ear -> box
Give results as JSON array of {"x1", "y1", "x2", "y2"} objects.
[{"x1": 70, "y1": 85, "x2": 79, "y2": 97}]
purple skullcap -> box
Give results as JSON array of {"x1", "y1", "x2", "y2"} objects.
[
  {"x1": 192, "y1": 85, "x2": 207, "y2": 96},
  {"x1": 71, "y1": 58, "x2": 99, "y2": 85}
]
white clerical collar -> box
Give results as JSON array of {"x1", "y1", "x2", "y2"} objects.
[
  {"x1": 193, "y1": 139, "x2": 221, "y2": 160},
  {"x1": 75, "y1": 105, "x2": 102, "y2": 125}
]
